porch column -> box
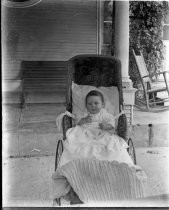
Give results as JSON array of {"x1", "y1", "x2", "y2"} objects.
[
  {"x1": 114, "y1": 0, "x2": 131, "y2": 88},
  {"x1": 114, "y1": 0, "x2": 136, "y2": 125}
]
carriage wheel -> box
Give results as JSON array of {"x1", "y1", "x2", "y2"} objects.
[
  {"x1": 55, "y1": 140, "x2": 63, "y2": 171},
  {"x1": 127, "y1": 138, "x2": 136, "y2": 164}
]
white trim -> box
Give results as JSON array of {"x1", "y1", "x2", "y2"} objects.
[
  {"x1": 96, "y1": 0, "x2": 99, "y2": 54},
  {"x1": 96, "y1": 0, "x2": 104, "y2": 55}
]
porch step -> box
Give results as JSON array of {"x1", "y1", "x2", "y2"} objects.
[
  {"x1": 25, "y1": 91, "x2": 66, "y2": 104},
  {"x1": 20, "y1": 104, "x2": 66, "y2": 125},
  {"x1": 24, "y1": 68, "x2": 67, "y2": 79},
  {"x1": 21, "y1": 61, "x2": 68, "y2": 105},
  {"x1": 23, "y1": 84, "x2": 66, "y2": 91},
  {"x1": 23, "y1": 83, "x2": 67, "y2": 89},
  {"x1": 24, "y1": 78, "x2": 67, "y2": 83}
]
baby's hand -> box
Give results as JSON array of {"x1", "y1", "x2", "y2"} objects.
[
  {"x1": 77, "y1": 115, "x2": 92, "y2": 125},
  {"x1": 99, "y1": 122, "x2": 115, "y2": 133},
  {"x1": 99, "y1": 122, "x2": 110, "y2": 130}
]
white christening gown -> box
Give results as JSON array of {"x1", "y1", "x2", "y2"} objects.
[{"x1": 59, "y1": 108, "x2": 134, "y2": 167}]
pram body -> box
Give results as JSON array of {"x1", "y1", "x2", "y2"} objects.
[
  {"x1": 55, "y1": 54, "x2": 136, "y2": 169},
  {"x1": 54, "y1": 55, "x2": 142, "y2": 205}
]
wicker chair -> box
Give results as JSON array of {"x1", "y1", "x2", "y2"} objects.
[{"x1": 132, "y1": 49, "x2": 169, "y2": 111}]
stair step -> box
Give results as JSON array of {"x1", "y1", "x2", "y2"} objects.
[
  {"x1": 24, "y1": 78, "x2": 67, "y2": 82},
  {"x1": 24, "y1": 84, "x2": 66, "y2": 87},
  {"x1": 24, "y1": 83, "x2": 66, "y2": 87},
  {"x1": 20, "y1": 61, "x2": 68, "y2": 105},
  {"x1": 23, "y1": 81, "x2": 66, "y2": 85},
  {"x1": 19, "y1": 103, "x2": 66, "y2": 132},
  {"x1": 21, "y1": 103, "x2": 65, "y2": 112},
  {"x1": 23, "y1": 69, "x2": 67, "y2": 73},
  {"x1": 23, "y1": 67, "x2": 67, "y2": 71},
  {"x1": 23, "y1": 68, "x2": 68, "y2": 71},
  {"x1": 23, "y1": 72, "x2": 67, "y2": 78},
  {"x1": 23, "y1": 88, "x2": 66, "y2": 93},
  {"x1": 25, "y1": 92, "x2": 66, "y2": 104},
  {"x1": 22, "y1": 61, "x2": 67, "y2": 67},
  {"x1": 2, "y1": 91, "x2": 67, "y2": 104},
  {"x1": 23, "y1": 85, "x2": 66, "y2": 90}
]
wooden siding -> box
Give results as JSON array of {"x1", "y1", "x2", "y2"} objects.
[{"x1": 2, "y1": 0, "x2": 98, "y2": 81}]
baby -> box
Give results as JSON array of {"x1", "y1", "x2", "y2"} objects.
[
  {"x1": 59, "y1": 90, "x2": 134, "y2": 167},
  {"x1": 77, "y1": 90, "x2": 115, "y2": 135}
]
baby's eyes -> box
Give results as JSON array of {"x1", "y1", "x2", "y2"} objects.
[{"x1": 88, "y1": 102, "x2": 99, "y2": 105}]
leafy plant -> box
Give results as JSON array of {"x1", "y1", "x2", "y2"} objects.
[{"x1": 129, "y1": 1, "x2": 169, "y2": 87}]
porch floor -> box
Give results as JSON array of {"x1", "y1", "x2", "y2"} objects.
[
  {"x1": 2, "y1": 103, "x2": 169, "y2": 207},
  {"x1": 3, "y1": 147, "x2": 169, "y2": 207}
]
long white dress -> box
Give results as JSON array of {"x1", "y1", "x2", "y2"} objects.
[{"x1": 59, "y1": 108, "x2": 134, "y2": 167}]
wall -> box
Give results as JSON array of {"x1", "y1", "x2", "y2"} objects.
[{"x1": 2, "y1": 0, "x2": 98, "y2": 92}]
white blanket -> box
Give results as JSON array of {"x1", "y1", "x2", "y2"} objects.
[{"x1": 52, "y1": 159, "x2": 147, "y2": 204}]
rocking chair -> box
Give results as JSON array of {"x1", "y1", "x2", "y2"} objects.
[{"x1": 132, "y1": 49, "x2": 169, "y2": 111}]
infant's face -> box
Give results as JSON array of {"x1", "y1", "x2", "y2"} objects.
[{"x1": 86, "y1": 96, "x2": 104, "y2": 114}]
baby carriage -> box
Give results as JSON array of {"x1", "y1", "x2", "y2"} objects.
[{"x1": 53, "y1": 55, "x2": 146, "y2": 206}]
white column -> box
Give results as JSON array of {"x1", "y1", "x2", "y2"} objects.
[
  {"x1": 114, "y1": 0, "x2": 132, "y2": 88},
  {"x1": 97, "y1": 0, "x2": 104, "y2": 54},
  {"x1": 114, "y1": 1, "x2": 136, "y2": 125}
]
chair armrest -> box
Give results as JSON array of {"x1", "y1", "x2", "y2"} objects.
[
  {"x1": 116, "y1": 114, "x2": 128, "y2": 140},
  {"x1": 142, "y1": 75, "x2": 150, "y2": 78},
  {"x1": 157, "y1": 70, "x2": 169, "y2": 74},
  {"x1": 151, "y1": 71, "x2": 169, "y2": 77},
  {"x1": 62, "y1": 115, "x2": 72, "y2": 140},
  {"x1": 142, "y1": 71, "x2": 169, "y2": 78}
]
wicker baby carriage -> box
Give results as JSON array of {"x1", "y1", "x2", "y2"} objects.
[{"x1": 54, "y1": 54, "x2": 138, "y2": 205}]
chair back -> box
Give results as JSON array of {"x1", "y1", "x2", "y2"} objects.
[
  {"x1": 132, "y1": 50, "x2": 150, "y2": 83},
  {"x1": 66, "y1": 54, "x2": 124, "y2": 111}
]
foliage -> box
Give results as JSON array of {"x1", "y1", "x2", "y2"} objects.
[{"x1": 129, "y1": 1, "x2": 169, "y2": 88}]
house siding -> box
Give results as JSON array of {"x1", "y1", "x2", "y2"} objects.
[{"x1": 2, "y1": 0, "x2": 98, "y2": 82}]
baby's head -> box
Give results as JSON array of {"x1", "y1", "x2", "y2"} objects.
[{"x1": 85, "y1": 90, "x2": 105, "y2": 114}]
